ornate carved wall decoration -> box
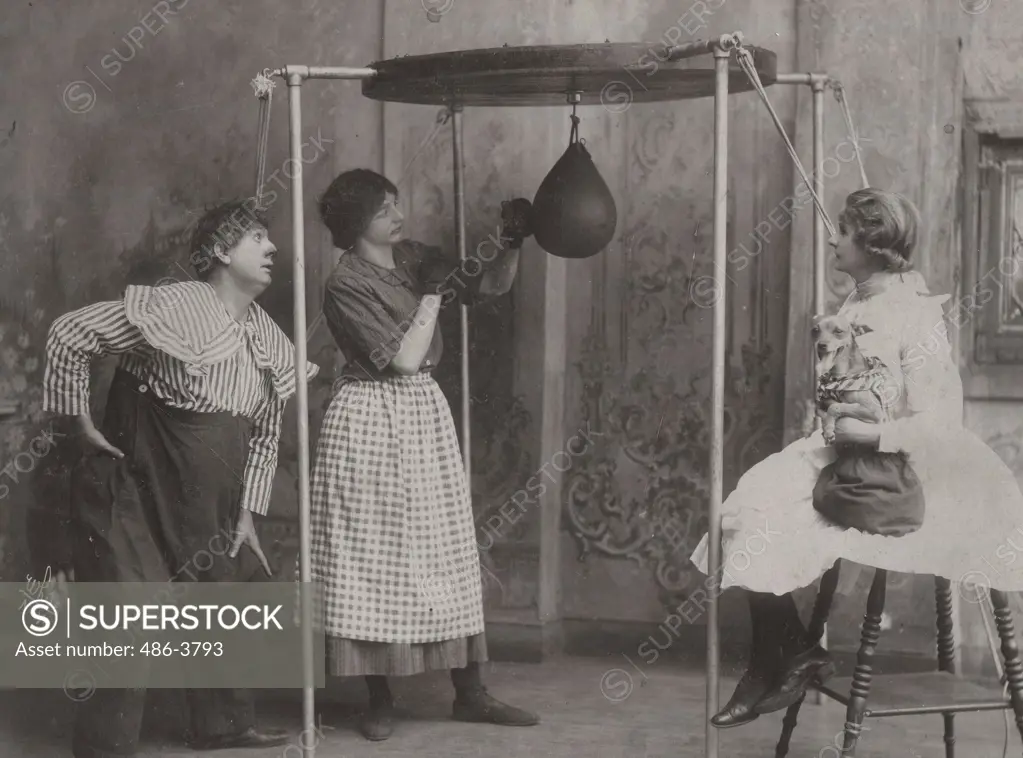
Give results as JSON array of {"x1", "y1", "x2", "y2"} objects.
[
  {"x1": 555, "y1": 83, "x2": 789, "y2": 610},
  {"x1": 565, "y1": 328, "x2": 711, "y2": 602},
  {"x1": 632, "y1": 112, "x2": 683, "y2": 183},
  {"x1": 564, "y1": 258, "x2": 780, "y2": 608}
]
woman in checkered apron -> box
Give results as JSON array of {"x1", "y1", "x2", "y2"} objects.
[
  {"x1": 309, "y1": 169, "x2": 538, "y2": 741},
  {"x1": 690, "y1": 189, "x2": 1023, "y2": 728}
]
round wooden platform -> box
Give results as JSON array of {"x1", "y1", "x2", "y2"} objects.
[{"x1": 361, "y1": 42, "x2": 777, "y2": 107}]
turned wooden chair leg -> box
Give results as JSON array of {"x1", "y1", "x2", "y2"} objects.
[
  {"x1": 989, "y1": 589, "x2": 1023, "y2": 753},
  {"x1": 775, "y1": 692, "x2": 806, "y2": 758},
  {"x1": 841, "y1": 568, "x2": 886, "y2": 757},
  {"x1": 935, "y1": 577, "x2": 956, "y2": 758},
  {"x1": 775, "y1": 562, "x2": 841, "y2": 758}
]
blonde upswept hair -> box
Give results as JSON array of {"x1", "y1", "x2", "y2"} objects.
[{"x1": 837, "y1": 188, "x2": 921, "y2": 274}]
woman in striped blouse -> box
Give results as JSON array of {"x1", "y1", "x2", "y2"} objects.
[
  {"x1": 43, "y1": 200, "x2": 316, "y2": 757},
  {"x1": 310, "y1": 169, "x2": 539, "y2": 741}
]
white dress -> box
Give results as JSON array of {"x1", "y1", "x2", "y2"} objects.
[{"x1": 691, "y1": 272, "x2": 1023, "y2": 595}]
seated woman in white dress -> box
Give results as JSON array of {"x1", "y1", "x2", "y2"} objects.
[{"x1": 691, "y1": 188, "x2": 1023, "y2": 728}]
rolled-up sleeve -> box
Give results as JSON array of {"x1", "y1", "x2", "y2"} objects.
[{"x1": 323, "y1": 275, "x2": 405, "y2": 371}]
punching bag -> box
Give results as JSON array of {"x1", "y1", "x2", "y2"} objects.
[{"x1": 531, "y1": 117, "x2": 617, "y2": 259}]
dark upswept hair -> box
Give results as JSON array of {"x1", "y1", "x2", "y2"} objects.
[
  {"x1": 837, "y1": 188, "x2": 920, "y2": 273},
  {"x1": 318, "y1": 169, "x2": 398, "y2": 250},
  {"x1": 188, "y1": 199, "x2": 268, "y2": 280}
]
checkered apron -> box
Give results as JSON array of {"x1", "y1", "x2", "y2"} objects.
[
  {"x1": 816, "y1": 356, "x2": 898, "y2": 422},
  {"x1": 308, "y1": 373, "x2": 485, "y2": 643}
]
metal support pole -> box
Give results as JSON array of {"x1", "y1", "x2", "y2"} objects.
[
  {"x1": 808, "y1": 77, "x2": 828, "y2": 708},
  {"x1": 812, "y1": 78, "x2": 826, "y2": 318},
  {"x1": 774, "y1": 72, "x2": 829, "y2": 86},
  {"x1": 706, "y1": 43, "x2": 731, "y2": 758},
  {"x1": 286, "y1": 72, "x2": 317, "y2": 758},
  {"x1": 451, "y1": 105, "x2": 471, "y2": 477},
  {"x1": 665, "y1": 32, "x2": 742, "y2": 62},
  {"x1": 276, "y1": 65, "x2": 378, "y2": 81},
  {"x1": 747, "y1": 69, "x2": 833, "y2": 700},
  {"x1": 765, "y1": 73, "x2": 831, "y2": 318}
]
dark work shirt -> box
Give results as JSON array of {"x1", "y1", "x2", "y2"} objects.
[{"x1": 324, "y1": 239, "x2": 481, "y2": 381}]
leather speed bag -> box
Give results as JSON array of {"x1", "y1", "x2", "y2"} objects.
[{"x1": 531, "y1": 142, "x2": 617, "y2": 259}]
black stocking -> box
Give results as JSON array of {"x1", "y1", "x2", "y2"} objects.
[
  {"x1": 747, "y1": 592, "x2": 771, "y2": 672},
  {"x1": 747, "y1": 591, "x2": 810, "y2": 664},
  {"x1": 450, "y1": 662, "x2": 484, "y2": 697},
  {"x1": 364, "y1": 675, "x2": 392, "y2": 709}
]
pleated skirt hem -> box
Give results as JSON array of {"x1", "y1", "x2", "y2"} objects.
[{"x1": 326, "y1": 632, "x2": 489, "y2": 677}]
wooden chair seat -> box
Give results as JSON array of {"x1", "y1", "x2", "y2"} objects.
[{"x1": 816, "y1": 671, "x2": 1008, "y2": 716}]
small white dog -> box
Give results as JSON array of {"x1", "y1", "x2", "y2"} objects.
[{"x1": 812, "y1": 314, "x2": 887, "y2": 444}]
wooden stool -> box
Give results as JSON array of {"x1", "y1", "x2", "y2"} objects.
[{"x1": 774, "y1": 563, "x2": 1023, "y2": 757}]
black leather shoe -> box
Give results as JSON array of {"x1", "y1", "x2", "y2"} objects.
[
  {"x1": 754, "y1": 645, "x2": 836, "y2": 715},
  {"x1": 188, "y1": 726, "x2": 289, "y2": 750},
  {"x1": 452, "y1": 687, "x2": 540, "y2": 726},
  {"x1": 360, "y1": 704, "x2": 396, "y2": 741},
  {"x1": 710, "y1": 669, "x2": 772, "y2": 729}
]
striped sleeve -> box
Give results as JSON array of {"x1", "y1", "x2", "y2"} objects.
[
  {"x1": 43, "y1": 300, "x2": 147, "y2": 416},
  {"x1": 239, "y1": 394, "x2": 285, "y2": 516}
]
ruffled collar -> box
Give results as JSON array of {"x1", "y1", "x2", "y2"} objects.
[{"x1": 123, "y1": 281, "x2": 318, "y2": 400}]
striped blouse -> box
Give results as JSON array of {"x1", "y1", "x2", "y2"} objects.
[{"x1": 43, "y1": 281, "x2": 319, "y2": 516}]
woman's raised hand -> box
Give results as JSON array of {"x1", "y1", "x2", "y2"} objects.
[{"x1": 500, "y1": 198, "x2": 533, "y2": 247}]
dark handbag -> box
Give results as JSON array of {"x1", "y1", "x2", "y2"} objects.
[{"x1": 812, "y1": 448, "x2": 925, "y2": 536}]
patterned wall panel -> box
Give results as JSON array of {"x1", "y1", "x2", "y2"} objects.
[
  {"x1": 563, "y1": 109, "x2": 777, "y2": 602},
  {"x1": 559, "y1": 0, "x2": 799, "y2": 620}
]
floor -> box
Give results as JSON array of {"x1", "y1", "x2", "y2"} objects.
[{"x1": 3, "y1": 656, "x2": 1019, "y2": 757}]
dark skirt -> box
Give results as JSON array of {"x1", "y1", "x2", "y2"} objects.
[
  {"x1": 69, "y1": 368, "x2": 261, "y2": 756},
  {"x1": 812, "y1": 447, "x2": 926, "y2": 537},
  {"x1": 71, "y1": 368, "x2": 261, "y2": 583}
]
